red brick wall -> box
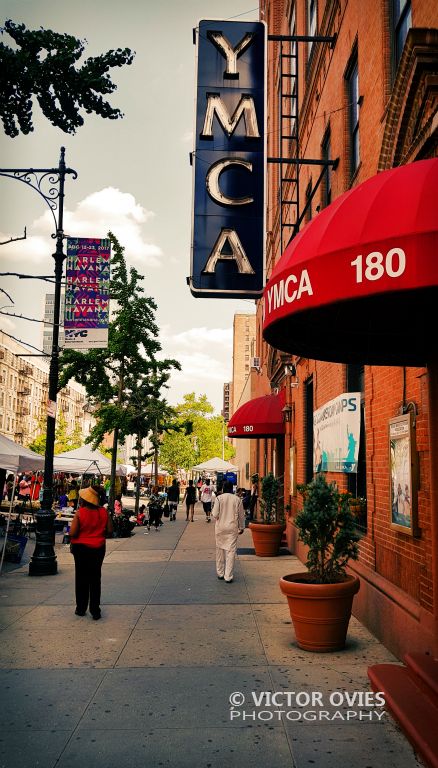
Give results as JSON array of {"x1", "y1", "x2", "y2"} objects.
[{"x1": 258, "y1": 0, "x2": 438, "y2": 657}]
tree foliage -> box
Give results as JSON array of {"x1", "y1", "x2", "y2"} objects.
[
  {"x1": 27, "y1": 409, "x2": 82, "y2": 455},
  {"x1": 58, "y1": 233, "x2": 180, "y2": 502},
  {"x1": 296, "y1": 474, "x2": 359, "y2": 584},
  {"x1": 0, "y1": 19, "x2": 134, "y2": 137},
  {"x1": 159, "y1": 392, "x2": 234, "y2": 473}
]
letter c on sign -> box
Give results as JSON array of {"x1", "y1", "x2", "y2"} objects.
[{"x1": 206, "y1": 158, "x2": 253, "y2": 206}]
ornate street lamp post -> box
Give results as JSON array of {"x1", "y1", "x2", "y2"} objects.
[{"x1": 0, "y1": 147, "x2": 77, "y2": 575}]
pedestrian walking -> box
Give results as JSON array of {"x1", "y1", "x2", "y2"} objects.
[
  {"x1": 148, "y1": 486, "x2": 163, "y2": 531},
  {"x1": 68, "y1": 479, "x2": 79, "y2": 510},
  {"x1": 69, "y1": 486, "x2": 113, "y2": 620},
  {"x1": 200, "y1": 478, "x2": 214, "y2": 522},
  {"x1": 167, "y1": 478, "x2": 180, "y2": 521},
  {"x1": 183, "y1": 479, "x2": 197, "y2": 521},
  {"x1": 211, "y1": 480, "x2": 245, "y2": 583}
]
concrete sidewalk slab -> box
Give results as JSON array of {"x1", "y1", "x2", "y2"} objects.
[
  {"x1": 149, "y1": 561, "x2": 249, "y2": 604},
  {"x1": 0, "y1": 506, "x2": 423, "y2": 768},
  {"x1": 116, "y1": 604, "x2": 267, "y2": 668},
  {"x1": 54, "y1": 726, "x2": 292, "y2": 768}
]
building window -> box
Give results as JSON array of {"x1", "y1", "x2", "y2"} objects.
[
  {"x1": 346, "y1": 52, "x2": 360, "y2": 177},
  {"x1": 322, "y1": 129, "x2": 332, "y2": 207},
  {"x1": 392, "y1": 0, "x2": 412, "y2": 69},
  {"x1": 347, "y1": 364, "x2": 367, "y2": 531},
  {"x1": 305, "y1": 181, "x2": 313, "y2": 222},
  {"x1": 305, "y1": 377, "x2": 314, "y2": 484},
  {"x1": 307, "y1": 0, "x2": 317, "y2": 63}
]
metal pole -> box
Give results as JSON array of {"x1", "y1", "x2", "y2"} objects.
[{"x1": 29, "y1": 147, "x2": 67, "y2": 576}]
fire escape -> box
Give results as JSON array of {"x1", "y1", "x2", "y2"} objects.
[{"x1": 267, "y1": 33, "x2": 338, "y2": 254}]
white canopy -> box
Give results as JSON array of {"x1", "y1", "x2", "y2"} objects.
[
  {"x1": 119, "y1": 463, "x2": 137, "y2": 475},
  {"x1": 142, "y1": 463, "x2": 169, "y2": 476},
  {"x1": 53, "y1": 445, "x2": 126, "y2": 475},
  {"x1": 192, "y1": 457, "x2": 238, "y2": 473},
  {"x1": 0, "y1": 433, "x2": 45, "y2": 473}
]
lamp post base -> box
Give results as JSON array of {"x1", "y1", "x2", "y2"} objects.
[{"x1": 29, "y1": 509, "x2": 58, "y2": 576}]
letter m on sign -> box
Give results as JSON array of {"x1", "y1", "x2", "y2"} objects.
[{"x1": 190, "y1": 19, "x2": 266, "y2": 299}]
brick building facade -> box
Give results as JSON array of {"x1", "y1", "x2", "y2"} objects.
[{"x1": 248, "y1": 0, "x2": 438, "y2": 658}]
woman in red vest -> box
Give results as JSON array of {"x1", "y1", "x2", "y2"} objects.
[{"x1": 69, "y1": 486, "x2": 113, "y2": 620}]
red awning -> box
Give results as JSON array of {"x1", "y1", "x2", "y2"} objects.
[
  {"x1": 263, "y1": 158, "x2": 438, "y2": 366},
  {"x1": 227, "y1": 390, "x2": 286, "y2": 438}
]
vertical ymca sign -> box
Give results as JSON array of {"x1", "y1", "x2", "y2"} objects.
[{"x1": 190, "y1": 19, "x2": 266, "y2": 298}]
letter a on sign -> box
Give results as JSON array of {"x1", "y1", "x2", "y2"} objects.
[{"x1": 189, "y1": 19, "x2": 266, "y2": 299}]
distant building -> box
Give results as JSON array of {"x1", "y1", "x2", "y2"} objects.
[
  {"x1": 42, "y1": 292, "x2": 65, "y2": 356},
  {"x1": 229, "y1": 314, "x2": 256, "y2": 485},
  {"x1": 0, "y1": 331, "x2": 93, "y2": 445}
]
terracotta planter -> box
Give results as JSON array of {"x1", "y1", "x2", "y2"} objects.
[
  {"x1": 249, "y1": 522, "x2": 285, "y2": 557},
  {"x1": 279, "y1": 572, "x2": 360, "y2": 652}
]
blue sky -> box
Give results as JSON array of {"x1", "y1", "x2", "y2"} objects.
[{"x1": 0, "y1": 0, "x2": 259, "y2": 412}]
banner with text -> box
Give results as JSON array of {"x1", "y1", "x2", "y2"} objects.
[
  {"x1": 64, "y1": 238, "x2": 111, "y2": 349},
  {"x1": 313, "y1": 393, "x2": 361, "y2": 473}
]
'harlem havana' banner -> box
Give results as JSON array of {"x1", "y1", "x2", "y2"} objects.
[
  {"x1": 190, "y1": 19, "x2": 266, "y2": 298},
  {"x1": 64, "y1": 238, "x2": 111, "y2": 349}
]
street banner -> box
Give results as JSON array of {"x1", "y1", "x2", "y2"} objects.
[
  {"x1": 313, "y1": 393, "x2": 361, "y2": 473},
  {"x1": 64, "y1": 238, "x2": 111, "y2": 349},
  {"x1": 190, "y1": 19, "x2": 266, "y2": 299}
]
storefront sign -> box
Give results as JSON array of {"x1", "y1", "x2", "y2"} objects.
[
  {"x1": 313, "y1": 393, "x2": 361, "y2": 473},
  {"x1": 190, "y1": 19, "x2": 266, "y2": 298},
  {"x1": 64, "y1": 238, "x2": 111, "y2": 349}
]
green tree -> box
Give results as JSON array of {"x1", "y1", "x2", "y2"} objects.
[
  {"x1": 27, "y1": 409, "x2": 82, "y2": 455},
  {"x1": 0, "y1": 19, "x2": 134, "y2": 137},
  {"x1": 59, "y1": 232, "x2": 180, "y2": 508},
  {"x1": 159, "y1": 393, "x2": 234, "y2": 472}
]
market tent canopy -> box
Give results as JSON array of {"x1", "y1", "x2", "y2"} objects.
[
  {"x1": 53, "y1": 445, "x2": 126, "y2": 475},
  {"x1": 227, "y1": 390, "x2": 286, "y2": 438},
  {"x1": 119, "y1": 463, "x2": 137, "y2": 475},
  {"x1": 142, "y1": 464, "x2": 169, "y2": 477},
  {"x1": 263, "y1": 158, "x2": 438, "y2": 366},
  {"x1": 0, "y1": 434, "x2": 45, "y2": 473},
  {"x1": 192, "y1": 457, "x2": 238, "y2": 472}
]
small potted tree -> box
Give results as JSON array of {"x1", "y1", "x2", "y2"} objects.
[
  {"x1": 279, "y1": 473, "x2": 360, "y2": 652},
  {"x1": 249, "y1": 473, "x2": 285, "y2": 556}
]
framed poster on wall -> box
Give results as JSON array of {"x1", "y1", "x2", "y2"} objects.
[{"x1": 389, "y1": 412, "x2": 418, "y2": 535}]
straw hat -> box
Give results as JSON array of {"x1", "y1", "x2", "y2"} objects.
[{"x1": 78, "y1": 486, "x2": 100, "y2": 506}]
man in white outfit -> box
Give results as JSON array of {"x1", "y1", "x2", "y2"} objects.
[{"x1": 211, "y1": 481, "x2": 245, "y2": 583}]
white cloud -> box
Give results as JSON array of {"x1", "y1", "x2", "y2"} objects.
[
  {"x1": 0, "y1": 187, "x2": 163, "y2": 267},
  {"x1": 162, "y1": 325, "x2": 232, "y2": 351},
  {"x1": 157, "y1": 325, "x2": 233, "y2": 410}
]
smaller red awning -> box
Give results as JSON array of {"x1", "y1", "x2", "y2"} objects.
[{"x1": 227, "y1": 390, "x2": 286, "y2": 438}]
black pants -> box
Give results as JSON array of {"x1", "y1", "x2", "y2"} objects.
[{"x1": 71, "y1": 543, "x2": 105, "y2": 615}]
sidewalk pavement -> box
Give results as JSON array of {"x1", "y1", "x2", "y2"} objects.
[{"x1": 0, "y1": 501, "x2": 423, "y2": 768}]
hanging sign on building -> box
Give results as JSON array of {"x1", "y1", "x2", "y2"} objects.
[
  {"x1": 64, "y1": 238, "x2": 111, "y2": 349},
  {"x1": 313, "y1": 392, "x2": 361, "y2": 473},
  {"x1": 190, "y1": 19, "x2": 266, "y2": 299}
]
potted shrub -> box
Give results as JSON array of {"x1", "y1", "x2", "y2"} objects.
[
  {"x1": 249, "y1": 473, "x2": 285, "y2": 556},
  {"x1": 279, "y1": 473, "x2": 360, "y2": 652}
]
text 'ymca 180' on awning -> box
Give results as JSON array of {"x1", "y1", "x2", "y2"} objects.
[{"x1": 262, "y1": 158, "x2": 438, "y2": 367}]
